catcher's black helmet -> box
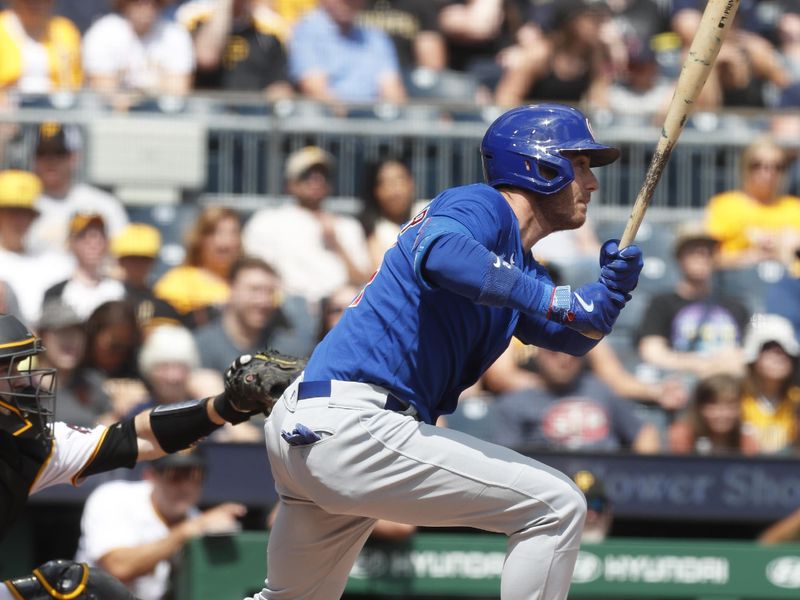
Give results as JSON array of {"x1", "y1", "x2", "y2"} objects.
[{"x1": 0, "y1": 314, "x2": 56, "y2": 441}]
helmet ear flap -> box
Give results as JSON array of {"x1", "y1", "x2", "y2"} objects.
[{"x1": 529, "y1": 152, "x2": 574, "y2": 194}]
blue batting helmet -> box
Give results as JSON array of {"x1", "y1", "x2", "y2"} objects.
[{"x1": 481, "y1": 104, "x2": 620, "y2": 195}]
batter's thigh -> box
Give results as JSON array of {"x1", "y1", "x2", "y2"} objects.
[{"x1": 269, "y1": 403, "x2": 582, "y2": 535}]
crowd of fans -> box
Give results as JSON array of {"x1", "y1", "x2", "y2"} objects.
[{"x1": 0, "y1": 0, "x2": 798, "y2": 111}]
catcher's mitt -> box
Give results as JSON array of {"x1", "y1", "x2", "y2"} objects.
[{"x1": 213, "y1": 350, "x2": 307, "y2": 423}]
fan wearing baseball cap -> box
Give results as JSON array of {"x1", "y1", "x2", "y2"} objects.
[
  {"x1": 111, "y1": 223, "x2": 183, "y2": 333},
  {"x1": 28, "y1": 122, "x2": 129, "y2": 254},
  {"x1": 42, "y1": 213, "x2": 126, "y2": 320},
  {"x1": 0, "y1": 169, "x2": 74, "y2": 325},
  {"x1": 740, "y1": 314, "x2": 800, "y2": 454},
  {"x1": 242, "y1": 146, "x2": 371, "y2": 303}
]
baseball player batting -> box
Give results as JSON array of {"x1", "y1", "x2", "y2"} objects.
[{"x1": 251, "y1": 103, "x2": 644, "y2": 600}]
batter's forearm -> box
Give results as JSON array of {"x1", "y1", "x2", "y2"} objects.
[{"x1": 422, "y1": 231, "x2": 551, "y2": 314}]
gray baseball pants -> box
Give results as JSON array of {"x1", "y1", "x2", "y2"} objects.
[{"x1": 247, "y1": 379, "x2": 586, "y2": 600}]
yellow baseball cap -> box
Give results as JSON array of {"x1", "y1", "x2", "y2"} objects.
[
  {"x1": 69, "y1": 212, "x2": 106, "y2": 237},
  {"x1": 111, "y1": 223, "x2": 161, "y2": 258},
  {"x1": 0, "y1": 170, "x2": 41, "y2": 212}
]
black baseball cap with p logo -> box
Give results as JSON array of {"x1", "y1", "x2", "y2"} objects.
[{"x1": 35, "y1": 122, "x2": 81, "y2": 156}]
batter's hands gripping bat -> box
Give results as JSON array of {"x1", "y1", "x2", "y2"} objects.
[
  {"x1": 619, "y1": 0, "x2": 741, "y2": 248},
  {"x1": 580, "y1": 0, "x2": 741, "y2": 341}
]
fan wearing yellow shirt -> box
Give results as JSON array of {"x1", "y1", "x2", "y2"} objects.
[
  {"x1": 0, "y1": 1, "x2": 82, "y2": 93},
  {"x1": 154, "y1": 206, "x2": 241, "y2": 328},
  {"x1": 739, "y1": 314, "x2": 800, "y2": 455},
  {"x1": 705, "y1": 136, "x2": 800, "y2": 269}
]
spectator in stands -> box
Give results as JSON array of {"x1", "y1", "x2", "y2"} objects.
[
  {"x1": 177, "y1": 0, "x2": 293, "y2": 99},
  {"x1": 36, "y1": 298, "x2": 115, "y2": 428},
  {"x1": 82, "y1": 0, "x2": 195, "y2": 109},
  {"x1": 43, "y1": 213, "x2": 126, "y2": 320},
  {"x1": 764, "y1": 245, "x2": 800, "y2": 338},
  {"x1": 29, "y1": 122, "x2": 129, "y2": 254},
  {"x1": 492, "y1": 0, "x2": 614, "y2": 108},
  {"x1": 773, "y1": 3, "x2": 800, "y2": 100},
  {"x1": 242, "y1": 146, "x2": 371, "y2": 306},
  {"x1": 81, "y1": 300, "x2": 147, "y2": 418},
  {"x1": 636, "y1": 222, "x2": 750, "y2": 380},
  {"x1": 288, "y1": 0, "x2": 407, "y2": 105},
  {"x1": 0, "y1": 0, "x2": 82, "y2": 93},
  {"x1": 0, "y1": 169, "x2": 73, "y2": 326},
  {"x1": 126, "y1": 324, "x2": 202, "y2": 416},
  {"x1": 111, "y1": 222, "x2": 183, "y2": 334},
  {"x1": 739, "y1": 313, "x2": 800, "y2": 455},
  {"x1": 605, "y1": 0, "x2": 671, "y2": 63},
  {"x1": 483, "y1": 336, "x2": 689, "y2": 413},
  {"x1": 491, "y1": 347, "x2": 661, "y2": 454},
  {"x1": 194, "y1": 256, "x2": 315, "y2": 378},
  {"x1": 436, "y1": 0, "x2": 523, "y2": 105},
  {"x1": 154, "y1": 205, "x2": 242, "y2": 328},
  {"x1": 670, "y1": 0, "x2": 790, "y2": 108},
  {"x1": 668, "y1": 373, "x2": 758, "y2": 455},
  {"x1": 75, "y1": 449, "x2": 246, "y2": 600},
  {"x1": 705, "y1": 136, "x2": 800, "y2": 269},
  {"x1": 571, "y1": 470, "x2": 612, "y2": 543},
  {"x1": 357, "y1": 0, "x2": 446, "y2": 74},
  {"x1": 317, "y1": 282, "x2": 359, "y2": 341},
  {"x1": 608, "y1": 42, "x2": 674, "y2": 125},
  {"x1": 359, "y1": 156, "x2": 416, "y2": 270},
  {"x1": 55, "y1": 0, "x2": 114, "y2": 34}
]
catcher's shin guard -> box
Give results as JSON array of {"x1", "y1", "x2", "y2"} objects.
[{"x1": 4, "y1": 560, "x2": 138, "y2": 599}]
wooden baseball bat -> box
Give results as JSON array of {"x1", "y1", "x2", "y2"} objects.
[
  {"x1": 582, "y1": 0, "x2": 740, "y2": 340},
  {"x1": 619, "y1": 0, "x2": 741, "y2": 248}
]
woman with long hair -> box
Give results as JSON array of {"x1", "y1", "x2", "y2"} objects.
[
  {"x1": 739, "y1": 314, "x2": 800, "y2": 454},
  {"x1": 154, "y1": 205, "x2": 242, "y2": 327},
  {"x1": 359, "y1": 157, "x2": 416, "y2": 270},
  {"x1": 668, "y1": 373, "x2": 757, "y2": 455}
]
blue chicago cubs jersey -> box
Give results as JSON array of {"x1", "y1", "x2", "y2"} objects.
[{"x1": 304, "y1": 183, "x2": 554, "y2": 424}]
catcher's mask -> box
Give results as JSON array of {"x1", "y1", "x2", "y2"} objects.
[{"x1": 0, "y1": 315, "x2": 57, "y2": 441}]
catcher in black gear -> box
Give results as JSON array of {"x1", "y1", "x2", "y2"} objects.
[{"x1": 0, "y1": 310, "x2": 304, "y2": 599}]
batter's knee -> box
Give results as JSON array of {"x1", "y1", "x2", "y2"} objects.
[
  {"x1": 521, "y1": 470, "x2": 587, "y2": 538},
  {"x1": 559, "y1": 481, "x2": 587, "y2": 531}
]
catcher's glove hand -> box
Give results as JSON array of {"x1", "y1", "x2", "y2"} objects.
[{"x1": 212, "y1": 350, "x2": 307, "y2": 424}]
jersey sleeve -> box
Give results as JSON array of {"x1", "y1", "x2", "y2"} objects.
[
  {"x1": 29, "y1": 422, "x2": 108, "y2": 495},
  {"x1": 426, "y1": 187, "x2": 507, "y2": 249}
]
